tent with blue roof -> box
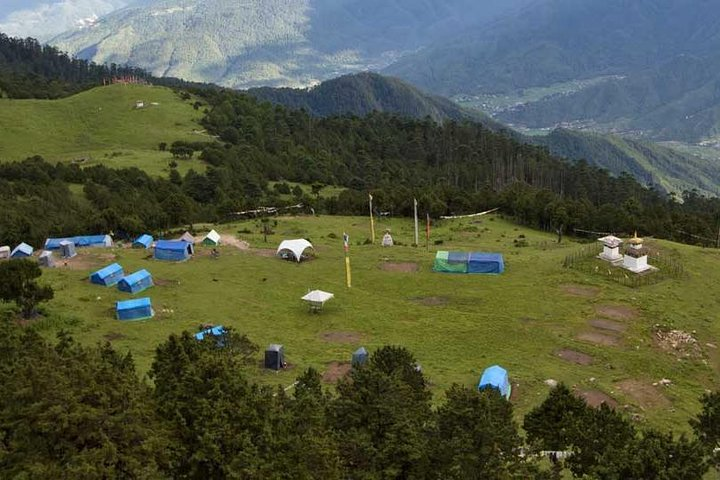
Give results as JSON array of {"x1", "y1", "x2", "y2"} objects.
[
  {"x1": 478, "y1": 365, "x2": 511, "y2": 400},
  {"x1": 154, "y1": 240, "x2": 193, "y2": 261},
  {"x1": 433, "y1": 251, "x2": 504, "y2": 274},
  {"x1": 90, "y1": 263, "x2": 125, "y2": 286},
  {"x1": 118, "y1": 269, "x2": 153, "y2": 294},
  {"x1": 45, "y1": 235, "x2": 112, "y2": 250},
  {"x1": 133, "y1": 234, "x2": 153, "y2": 249},
  {"x1": 10, "y1": 243, "x2": 34, "y2": 258},
  {"x1": 116, "y1": 297, "x2": 154, "y2": 321},
  {"x1": 352, "y1": 347, "x2": 369, "y2": 367}
]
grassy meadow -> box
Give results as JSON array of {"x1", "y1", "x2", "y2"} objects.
[
  {"x1": 0, "y1": 84, "x2": 207, "y2": 176},
  {"x1": 29, "y1": 214, "x2": 720, "y2": 433}
]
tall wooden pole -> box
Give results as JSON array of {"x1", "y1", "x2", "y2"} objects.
[{"x1": 413, "y1": 198, "x2": 419, "y2": 246}]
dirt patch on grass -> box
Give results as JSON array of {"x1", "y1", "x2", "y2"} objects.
[
  {"x1": 411, "y1": 296, "x2": 450, "y2": 306},
  {"x1": 322, "y1": 362, "x2": 352, "y2": 383},
  {"x1": 556, "y1": 349, "x2": 594, "y2": 365},
  {"x1": 595, "y1": 305, "x2": 638, "y2": 321},
  {"x1": 560, "y1": 284, "x2": 600, "y2": 298},
  {"x1": 577, "y1": 331, "x2": 621, "y2": 346},
  {"x1": 154, "y1": 278, "x2": 179, "y2": 287},
  {"x1": 576, "y1": 389, "x2": 618, "y2": 408},
  {"x1": 59, "y1": 252, "x2": 116, "y2": 271},
  {"x1": 509, "y1": 381, "x2": 520, "y2": 402},
  {"x1": 380, "y1": 262, "x2": 419, "y2": 273},
  {"x1": 103, "y1": 332, "x2": 127, "y2": 342},
  {"x1": 320, "y1": 331, "x2": 363, "y2": 344},
  {"x1": 589, "y1": 318, "x2": 627, "y2": 333},
  {"x1": 616, "y1": 380, "x2": 671, "y2": 409},
  {"x1": 220, "y1": 235, "x2": 249, "y2": 250}
]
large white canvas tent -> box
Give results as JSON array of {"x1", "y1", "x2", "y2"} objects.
[{"x1": 277, "y1": 239, "x2": 313, "y2": 262}]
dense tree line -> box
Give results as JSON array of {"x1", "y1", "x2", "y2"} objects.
[
  {"x1": 0, "y1": 34, "x2": 147, "y2": 99},
  {"x1": 0, "y1": 315, "x2": 716, "y2": 479}
]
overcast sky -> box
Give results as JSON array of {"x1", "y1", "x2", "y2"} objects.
[{"x1": 0, "y1": 0, "x2": 129, "y2": 40}]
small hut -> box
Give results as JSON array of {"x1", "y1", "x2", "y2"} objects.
[
  {"x1": 90, "y1": 263, "x2": 125, "y2": 287},
  {"x1": 202, "y1": 230, "x2": 221, "y2": 246},
  {"x1": 38, "y1": 250, "x2": 56, "y2": 268},
  {"x1": 265, "y1": 344, "x2": 285, "y2": 370},
  {"x1": 478, "y1": 365, "x2": 511, "y2": 400},
  {"x1": 598, "y1": 235, "x2": 623, "y2": 263},
  {"x1": 117, "y1": 269, "x2": 154, "y2": 294},
  {"x1": 116, "y1": 298, "x2": 154, "y2": 321},
  {"x1": 59, "y1": 240, "x2": 77, "y2": 259},
  {"x1": 352, "y1": 347, "x2": 369, "y2": 367},
  {"x1": 0, "y1": 246, "x2": 10, "y2": 260},
  {"x1": 133, "y1": 234, "x2": 153, "y2": 249},
  {"x1": 623, "y1": 232, "x2": 652, "y2": 273},
  {"x1": 154, "y1": 240, "x2": 194, "y2": 261},
  {"x1": 382, "y1": 230, "x2": 394, "y2": 247}
]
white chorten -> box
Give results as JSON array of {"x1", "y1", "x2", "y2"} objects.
[
  {"x1": 622, "y1": 232, "x2": 652, "y2": 273},
  {"x1": 598, "y1": 235, "x2": 623, "y2": 263}
]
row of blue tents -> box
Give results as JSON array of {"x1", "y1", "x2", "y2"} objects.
[{"x1": 90, "y1": 263, "x2": 154, "y2": 294}]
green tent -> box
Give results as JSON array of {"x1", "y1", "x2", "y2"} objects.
[{"x1": 433, "y1": 251, "x2": 468, "y2": 273}]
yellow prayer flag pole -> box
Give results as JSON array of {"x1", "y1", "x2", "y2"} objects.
[{"x1": 369, "y1": 193, "x2": 376, "y2": 244}]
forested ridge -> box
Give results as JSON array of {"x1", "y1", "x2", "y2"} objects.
[
  {"x1": 0, "y1": 315, "x2": 716, "y2": 479},
  {"x1": 0, "y1": 33, "x2": 147, "y2": 99}
]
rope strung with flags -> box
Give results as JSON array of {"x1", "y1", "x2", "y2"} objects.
[{"x1": 440, "y1": 207, "x2": 500, "y2": 220}]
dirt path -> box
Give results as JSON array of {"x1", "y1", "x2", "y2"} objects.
[
  {"x1": 595, "y1": 305, "x2": 638, "y2": 321},
  {"x1": 589, "y1": 318, "x2": 627, "y2": 333},
  {"x1": 577, "y1": 331, "x2": 621, "y2": 346},
  {"x1": 220, "y1": 235, "x2": 250, "y2": 250},
  {"x1": 616, "y1": 379, "x2": 671, "y2": 409}
]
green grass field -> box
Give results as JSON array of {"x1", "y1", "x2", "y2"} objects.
[
  {"x1": 29, "y1": 214, "x2": 720, "y2": 433},
  {"x1": 0, "y1": 84, "x2": 207, "y2": 176}
]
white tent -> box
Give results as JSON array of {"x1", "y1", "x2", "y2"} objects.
[
  {"x1": 301, "y1": 290, "x2": 334, "y2": 312},
  {"x1": 277, "y1": 239, "x2": 314, "y2": 262},
  {"x1": 0, "y1": 246, "x2": 9, "y2": 259},
  {"x1": 203, "y1": 229, "x2": 221, "y2": 246},
  {"x1": 179, "y1": 232, "x2": 196, "y2": 244}
]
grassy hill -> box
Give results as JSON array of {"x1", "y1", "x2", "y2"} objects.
[
  {"x1": 534, "y1": 129, "x2": 720, "y2": 196},
  {"x1": 28, "y1": 214, "x2": 720, "y2": 432},
  {"x1": 0, "y1": 84, "x2": 207, "y2": 176}
]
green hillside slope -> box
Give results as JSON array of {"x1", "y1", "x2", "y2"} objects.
[
  {"x1": 0, "y1": 84, "x2": 207, "y2": 175},
  {"x1": 535, "y1": 129, "x2": 720, "y2": 196}
]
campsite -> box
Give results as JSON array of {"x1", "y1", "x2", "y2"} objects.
[{"x1": 26, "y1": 213, "x2": 720, "y2": 432}]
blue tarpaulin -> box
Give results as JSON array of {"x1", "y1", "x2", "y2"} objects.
[
  {"x1": 154, "y1": 240, "x2": 193, "y2": 261},
  {"x1": 195, "y1": 326, "x2": 226, "y2": 341},
  {"x1": 118, "y1": 269, "x2": 153, "y2": 294},
  {"x1": 468, "y1": 253, "x2": 505, "y2": 274},
  {"x1": 90, "y1": 263, "x2": 125, "y2": 287},
  {"x1": 10, "y1": 243, "x2": 33, "y2": 258},
  {"x1": 478, "y1": 365, "x2": 511, "y2": 400},
  {"x1": 133, "y1": 234, "x2": 153, "y2": 249},
  {"x1": 434, "y1": 251, "x2": 504, "y2": 274},
  {"x1": 116, "y1": 297, "x2": 154, "y2": 321},
  {"x1": 45, "y1": 235, "x2": 112, "y2": 249}
]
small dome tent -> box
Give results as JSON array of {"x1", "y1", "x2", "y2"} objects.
[
  {"x1": 133, "y1": 234, "x2": 153, "y2": 249},
  {"x1": 478, "y1": 365, "x2": 511, "y2": 400},
  {"x1": 277, "y1": 239, "x2": 314, "y2": 262}
]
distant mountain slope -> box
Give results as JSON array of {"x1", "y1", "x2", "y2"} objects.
[
  {"x1": 248, "y1": 72, "x2": 490, "y2": 123},
  {"x1": 384, "y1": 0, "x2": 720, "y2": 142},
  {"x1": 50, "y1": 0, "x2": 531, "y2": 89},
  {"x1": 535, "y1": 129, "x2": 720, "y2": 196}
]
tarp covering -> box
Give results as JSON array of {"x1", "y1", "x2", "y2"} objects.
[
  {"x1": 11, "y1": 243, "x2": 34, "y2": 258},
  {"x1": 433, "y1": 251, "x2": 504, "y2": 274},
  {"x1": 133, "y1": 234, "x2": 153, "y2": 249},
  {"x1": 478, "y1": 365, "x2": 511, "y2": 400},
  {"x1": 195, "y1": 325, "x2": 226, "y2": 341},
  {"x1": 116, "y1": 297, "x2": 154, "y2": 321},
  {"x1": 203, "y1": 230, "x2": 221, "y2": 246},
  {"x1": 277, "y1": 239, "x2": 313, "y2": 262},
  {"x1": 118, "y1": 269, "x2": 154, "y2": 294},
  {"x1": 59, "y1": 240, "x2": 77, "y2": 259},
  {"x1": 90, "y1": 263, "x2": 125, "y2": 286},
  {"x1": 45, "y1": 235, "x2": 112, "y2": 249},
  {"x1": 39, "y1": 251, "x2": 55, "y2": 268},
  {"x1": 154, "y1": 240, "x2": 193, "y2": 261}
]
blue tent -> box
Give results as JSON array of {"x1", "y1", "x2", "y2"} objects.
[
  {"x1": 116, "y1": 297, "x2": 154, "y2": 321},
  {"x1": 45, "y1": 235, "x2": 112, "y2": 249},
  {"x1": 467, "y1": 253, "x2": 505, "y2": 274},
  {"x1": 478, "y1": 365, "x2": 511, "y2": 400},
  {"x1": 154, "y1": 240, "x2": 193, "y2": 261},
  {"x1": 90, "y1": 263, "x2": 125, "y2": 287},
  {"x1": 118, "y1": 269, "x2": 154, "y2": 294},
  {"x1": 133, "y1": 234, "x2": 153, "y2": 249},
  {"x1": 195, "y1": 325, "x2": 226, "y2": 341},
  {"x1": 10, "y1": 243, "x2": 34, "y2": 258},
  {"x1": 352, "y1": 347, "x2": 369, "y2": 367},
  {"x1": 59, "y1": 240, "x2": 77, "y2": 259}
]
